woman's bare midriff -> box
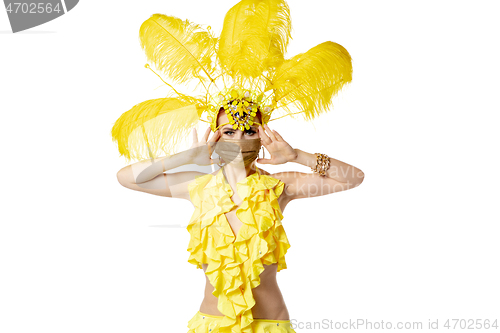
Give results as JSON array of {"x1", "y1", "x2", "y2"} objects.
[{"x1": 199, "y1": 262, "x2": 290, "y2": 320}]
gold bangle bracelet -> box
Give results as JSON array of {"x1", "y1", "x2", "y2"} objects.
[{"x1": 311, "y1": 153, "x2": 330, "y2": 176}]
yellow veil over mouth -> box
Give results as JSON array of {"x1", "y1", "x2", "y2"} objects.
[{"x1": 111, "y1": 0, "x2": 353, "y2": 162}]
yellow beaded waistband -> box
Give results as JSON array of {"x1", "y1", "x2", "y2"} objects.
[{"x1": 197, "y1": 311, "x2": 290, "y2": 323}]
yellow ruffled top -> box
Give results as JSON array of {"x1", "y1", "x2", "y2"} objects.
[{"x1": 186, "y1": 168, "x2": 291, "y2": 333}]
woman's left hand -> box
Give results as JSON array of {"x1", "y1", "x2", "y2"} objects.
[{"x1": 257, "y1": 124, "x2": 298, "y2": 165}]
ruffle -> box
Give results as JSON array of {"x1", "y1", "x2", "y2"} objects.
[{"x1": 186, "y1": 169, "x2": 291, "y2": 333}]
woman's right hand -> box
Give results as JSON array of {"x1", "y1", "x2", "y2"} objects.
[{"x1": 188, "y1": 127, "x2": 220, "y2": 166}]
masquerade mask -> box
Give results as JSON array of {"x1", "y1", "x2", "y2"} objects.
[{"x1": 214, "y1": 138, "x2": 261, "y2": 166}]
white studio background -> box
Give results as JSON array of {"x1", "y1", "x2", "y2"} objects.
[{"x1": 1, "y1": 1, "x2": 499, "y2": 333}]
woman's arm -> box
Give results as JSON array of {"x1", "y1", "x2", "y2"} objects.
[
  {"x1": 120, "y1": 149, "x2": 194, "y2": 185},
  {"x1": 257, "y1": 124, "x2": 364, "y2": 200},
  {"x1": 290, "y1": 149, "x2": 364, "y2": 185},
  {"x1": 116, "y1": 128, "x2": 220, "y2": 198}
]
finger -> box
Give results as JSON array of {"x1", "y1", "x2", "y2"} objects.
[
  {"x1": 260, "y1": 140, "x2": 270, "y2": 151},
  {"x1": 258, "y1": 126, "x2": 271, "y2": 145},
  {"x1": 201, "y1": 127, "x2": 211, "y2": 143},
  {"x1": 256, "y1": 158, "x2": 272, "y2": 164},
  {"x1": 192, "y1": 128, "x2": 198, "y2": 143},
  {"x1": 273, "y1": 130, "x2": 284, "y2": 142},
  {"x1": 208, "y1": 129, "x2": 221, "y2": 143},
  {"x1": 264, "y1": 124, "x2": 277, "y2": 141},
  {"x1": 208, "y1": 131, "x2": 221, "y2": 152}
]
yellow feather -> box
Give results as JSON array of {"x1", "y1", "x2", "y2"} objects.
[
  {"x1": 218, "y1": 0, "x2": 292, "y2": 79},
  {"x1": 111, "y1": 97, "x2": 202, "y2": 161},
  {"x1": 269, "y1": 41, "x2": 353, "y2": 120},
  {"x1": 250, "y1": 0, "x2": 292, "y2": 70},
  {"x1": 139, "y1": 14, "x2": 217, "y2": 85}
]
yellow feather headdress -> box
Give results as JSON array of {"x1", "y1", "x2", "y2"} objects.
[{"x1": 111, "y1": 0, "x2": 353, "y2": 162}]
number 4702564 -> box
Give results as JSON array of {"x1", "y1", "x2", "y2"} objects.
[{"x1": 6, "y1": 2, "x2": 62, "y2": 14}]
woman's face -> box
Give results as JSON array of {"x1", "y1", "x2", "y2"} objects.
[{"x1": 216, "y1": 110, "x2": 261, "y2": 140}]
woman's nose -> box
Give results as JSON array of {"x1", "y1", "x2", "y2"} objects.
[{"x1": 234, "y1": 130, "x2": 243, "y2": 139}]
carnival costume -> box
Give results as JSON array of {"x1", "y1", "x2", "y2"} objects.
[{"x1": 110, "y1": 0, "x2": 352, "y2": 331}]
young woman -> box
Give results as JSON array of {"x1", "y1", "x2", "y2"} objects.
[
  {"x1": 111, "y1": 1, "x2": 360, "y2": 331},
  {"x1": 116, "y1": 109, "x2": 364, "y2": 332}
]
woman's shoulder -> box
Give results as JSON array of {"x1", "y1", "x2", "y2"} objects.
[
  {"x1": 257, "y1": 169, "x2": 294, "y2": 205},
  {"x1": 262, "y1": 170, "x2": 302, "y2": 198},
  {"x1": 259, "y1": 168, "x2": 291, "y2": 185},
  {"x1": 258, "y1": 168, "x2": 283, "y2": 184},
  {"x1": 261, "y1": 169, "x2": 292, "y2": 183}
]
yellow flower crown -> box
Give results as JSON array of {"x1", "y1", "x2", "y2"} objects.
[{"x1": 111, "y1": 0, "x2": 353, "y2": 162}]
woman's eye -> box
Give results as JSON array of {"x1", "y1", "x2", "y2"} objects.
[
  {"x1": 245, "y1": 130, "x2": 256, "y2": 136},
  {"x1": 223, "y1": 131, "x2": 234, "y2": 135}
]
